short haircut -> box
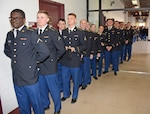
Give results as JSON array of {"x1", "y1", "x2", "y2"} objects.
[
  {"x1": 37, "y1": 10, "x2": 49, "y2": 17},
  {"x1": 11, "y1": 9, "x2": 25, "y2": 18},
  {"x1": 68, "y1": 13, "x2": 76, "y2": 18},
  {"x1": 107, "y1": 18, "x2": 114, "y2": 22},
  {"x1": 58, "y1": 18, "x2": 66, "y2": 23}
]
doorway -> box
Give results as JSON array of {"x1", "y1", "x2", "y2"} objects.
[{"x1": 39, "y1": 0, "x2": 64, "y2": 29}]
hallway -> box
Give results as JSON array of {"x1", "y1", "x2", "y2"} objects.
[{"x1": 46, "y1": 41, "x2": 150, "y2": 114}]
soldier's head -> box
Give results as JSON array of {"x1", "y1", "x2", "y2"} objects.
[
  {"x1": 9, "y1": 9, "x2": 26, "y2": 29},
  {"x1": 57, "y1": 18, "x2": 66, "y2": 30},
  {"x1": 80, "y1": 19, "x2": 87, "y2": 30},
  {"x1": 119, "y1": 22, "x2": 124, "y2": 29},
  {"x1": 86, "y1": 22, "x2": 91, "y2": 31},
  {"x1": 90, "y1": 24, "x2": 97, "y2": 32},
  {"x1": 126, "y1": 22, "x2": 131, "y2": 28},
  {"x1": 106, "y1": 18, "x2": 114, "y2": 27},
  {"x1": 114, "y1": 21, "x2": 120, "y2": 29},
  {"x1": 67, "y1": 13, "x2": 77, "y2": 27},
  {"x1": 37, "y1": 10, "x2": 49, "y2": 28},
  {"x1": 98, "y1": 26, "x2": 104, "y2": 33}
]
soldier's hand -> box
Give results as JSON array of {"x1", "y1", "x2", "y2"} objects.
[
  {"x1": 97, "y1": 53, "x2": 100, "y2": 58},
  {"x1": 69, "y1": 47, "x2": 76, "y2": 52},
  {"x1": 90, "y1": 54, "x2": 93, "y2": 59},
  {"x1": 65, "y1": 46, "x2": 69, "y2": 50},
  {"x1": 101, "y1": 42, "x2": 104, "y2": 46},
  {"x1": 125, "y1": 40, "x2": 128, "y2": 44},
  {"x1": 80, "y1": 54, "x2": 83, "y2": 58},
  {"x1": 106, "y1": 46, "x2": 112, "y2": 51}
]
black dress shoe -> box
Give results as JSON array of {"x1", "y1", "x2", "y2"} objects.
[
  {"x1": 54, "y1": 110, "x2": 60, "y2": 114},
  {"x1": 114, "y1": 72, "x2": 117, "y2": 76},
  {"x1": 79, "y1": 84, "x2": 82, "y2": 88},
  {"x1": 93, "y1": 76, "x2": 98, "y2": 80},
  {"x1": 71, "y1": 98, "x2": 77, "y2": 104},
  {"x1": 44, "y1": 106, "x2": 50, "y2": 110},
  {"x1": 98, "y1": 74, "x2": 101, "y2": 77},
  {"x1": 61, "y1": 97, "x2": 67, "y2": 101},
  {"x1": 88, "y1": 82, "x2": 91, "y2": 85},
  {"x1": 81, "y1": 85, "x2": 87, "y2": 90},
  {"x1": 103, "y1": 71, "x2": 108, "y2": 74}
]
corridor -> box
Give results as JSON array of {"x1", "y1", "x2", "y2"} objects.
[{"x1": 46, "y1": 40, "x2": 150, "y2": 114}]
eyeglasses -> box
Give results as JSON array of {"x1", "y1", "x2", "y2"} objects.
[{"x1": 9, "y1": 17, "x2": 23, "y2": 21}]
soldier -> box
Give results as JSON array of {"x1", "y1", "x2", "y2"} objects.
[
  {"x1": 119, "y1": 22, "x2": 126, "y2": 64},
  {"x1": 124, "y1": 22, "x2": 134, "y2": 61},
  {"x1": 4, "y1": 9, "x2": 49, "y2": 114},
  {"x1": 61, "y1": 13, "x2": 86, "y2": 103},
  {"x1": 37, "y1": 10, "x2": 65, "y2": 114},
  {"x1": 57, "y1": 18, "x2": 66, "y2": 92},
  {"x1": 79, "y1": 19, "x2": 92, "y2": 90},
  {"x1": 103, "y1": 18, "x2": 120, "y2": 75},
  {"x1": 90, "y1": 24, "x2": 98, "y2": 80},
  {"x1": 97, "y1": 25, "x2": 106, "y2": 77}
]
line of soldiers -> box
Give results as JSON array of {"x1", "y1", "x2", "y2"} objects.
[{"x1": 4, "y1": 9, "x2": 134, "y2": 114}]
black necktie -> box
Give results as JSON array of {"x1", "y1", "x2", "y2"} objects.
[
  {"x1": 14, "y1": 29, "x2": 19, "y2": 38},
  {"x1": 39, "y1": 29, "x2": 42, "y2": 35}
]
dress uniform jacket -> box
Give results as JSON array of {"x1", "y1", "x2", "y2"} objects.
[
  {"x1": 4, "y1": 26, "x2": 49, "y2": 86},
  {"x1": 104, "y1": 27, "x2": 120, "y2": 51},
  {"x1": 90, "y1": 32, "x2": 99, "y2": 55},
  {"x1": 119, "y1": 28, "x2": 126, "y2": 46},
  {"x1": 125, "y1": 28, "x2": 134, "y2": 45},
  {"x1": 97, "y1": 33, "x2": 106, "y2": 53},
  {"x1": 82, "y1": 30, "x2": 92, "y2": 57},
  {"x1": 61, "y1": 27, "x2": 86, "y2": 67},
  {"x1": 38, "y1": 26, "x2": 65, "y2": 75}
]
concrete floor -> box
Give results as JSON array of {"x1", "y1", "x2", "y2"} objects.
[{"x1": 45, "y1": 40, "x2": 150, "y2": 114}]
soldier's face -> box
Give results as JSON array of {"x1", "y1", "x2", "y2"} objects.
[
  {"x1": 67, "y1": 15, "x2": 76, "y2": 26},
  {"x1": 57, "y1": 21, "x2": 66, "y2": 30},
  {"x1": 9, "y1": 12, "x2": 25, "y2": 29},
  {"x1": 99, "y1": 26, "x2": 104, "y2": 33},
  {"x1": 80, "y1": 20, "x2": 87, "y2": 30},
  {"x1": 37, "y1": 13, "x2": 49, "y2": 27},
  {"x1": 107, "y1": 20, "x2": 113, "y2": 26},
  {"x1": 90, "y1": 25, "x2": 96, "y2": 32}
]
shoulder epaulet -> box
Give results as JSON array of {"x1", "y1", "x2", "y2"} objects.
[
  {"x1": 49, "y1": 27, "x2": 57, "y2": 31},
  {"x1": 77, "y1": 27, "x2": 82, "y2": 31},
  {"x1": 27, "y1": 27, "x2": 34, "y2": 31},
  {"x1": 10, "y1": 29, "x2": 13, "y2": 32}
]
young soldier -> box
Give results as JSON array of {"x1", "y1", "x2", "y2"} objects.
[
  {"x1": 37, "y1": 10, "x2": 65, "y2": 114},
  {"x1": 57, "y1": 18, "x2": 66, "y2": 92},
  {"x1": 61, "y1": 13, "x2": 86, "y2": 103},
  {"x1": 4, "y1": 9, "x2": 49, "y2": 114},
  {"x1": 124, "y1": 22, "x2": 134, "y2": 61},
  {"x1": 103, "y1": 18, "x2": 120, "y2": 75},
  {"x1": 90, "y1": 24, "x2": 99, "y2": 80},
  {"x1": 79, "y1": 19, "x2": 92, "y2": 90},
  {"x1": 97, "y1": 25, "x2": 106, "y2": 77}
]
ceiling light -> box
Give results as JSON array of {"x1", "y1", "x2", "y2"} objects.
[{"x1": 132, "y1": 0, "x2": 137, "y2": 5}]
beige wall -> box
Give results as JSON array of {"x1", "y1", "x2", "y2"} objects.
[
  {"x1": 0, "y1": 0, "x2": 86, "y2": 113},
  {"x1": 52, "y1": 0, "x2": 87, "y2": 27}
]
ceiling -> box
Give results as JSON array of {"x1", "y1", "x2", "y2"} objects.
[{"x1": 120, "y1": 0, "x2": 150, "y2": 21}]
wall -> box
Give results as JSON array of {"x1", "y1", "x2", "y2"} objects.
[
  {"x1": 102, "y1": 0, "x2": 125, "y2": 21},
  {"x1": 51, "y1": 0, "x2": 87, "y2": 27},
  {"x1": 0, "y1": 0, "x2": 38, "y2": 114},
  {"x1": 0, "y1": 0, "x2": 86, "y2": 113}
]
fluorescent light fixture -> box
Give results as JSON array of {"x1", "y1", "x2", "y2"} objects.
[{"x1": 132, "y1": 0, "x2": 138, "y2": 5}]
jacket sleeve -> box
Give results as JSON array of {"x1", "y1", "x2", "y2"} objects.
[
  {"x1": 52, "y1": 31, "x2": 65, "y2": 59},
  {"x1": 31, "y1": 31, "x2": 50, "y2": 62},
  {"x1": 75, "y1": 30, "x2": 87, "y2": 54},
  {"x1": 4, "y1": 32, "x2": 12, "y2": 58}
]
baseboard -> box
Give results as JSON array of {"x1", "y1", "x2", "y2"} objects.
[
  {"x1": 8, "y1": 107, "x2": 20, "y2": 114},
  {"x1": 0, "y1": 100, "x2": 2, "y2": 114}
]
